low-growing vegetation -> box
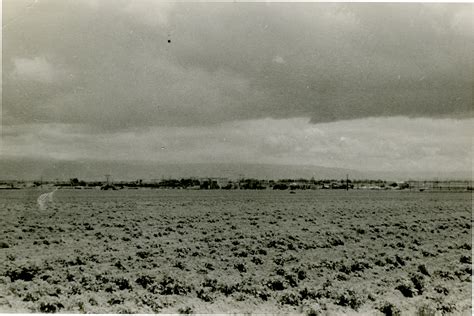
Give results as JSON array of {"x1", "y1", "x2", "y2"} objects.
[{"x1": 0, "y1": 189, "x2": 471, "y2": 314}]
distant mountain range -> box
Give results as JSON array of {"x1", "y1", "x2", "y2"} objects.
[{"x1": 0, "y1": 157, "x2": 470, "y2": 182}]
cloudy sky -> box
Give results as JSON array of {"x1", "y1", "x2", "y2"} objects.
[{"x1": 1, "y1": 1, "x2": 473, "y2": 179}]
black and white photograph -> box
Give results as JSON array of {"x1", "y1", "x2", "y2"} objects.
[{"x1": 0, "y1": 1, "x2": 472, "y2": 314}]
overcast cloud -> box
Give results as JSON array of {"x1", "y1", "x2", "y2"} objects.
[
  {"x1": 3, "y1": 1, "x2": 472, "y2": 128},
  {"x1": 1, "y1": 1, "x2": 472, "y2": 178},
  {"x1": 2, "y1": 117, "x2": 472, "y2": 175}
]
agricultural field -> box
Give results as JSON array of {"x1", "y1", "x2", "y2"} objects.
[{"x1": 0, "y1": 189, "x2": 471, "y2": 314}]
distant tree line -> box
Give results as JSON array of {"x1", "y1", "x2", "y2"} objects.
[
  {"x1": 57, "y1": 177, "x2": 361, "y2": 190},
  {"x1": 7, "y1": 177, "x2": 474, "y2": 191}
]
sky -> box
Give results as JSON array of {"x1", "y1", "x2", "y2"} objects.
[{"x1": 1, "y1": 1, "x2": 473, "y2": 179}]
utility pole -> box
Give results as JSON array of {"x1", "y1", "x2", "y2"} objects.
[
  {"x1": 346, "y1": 174, "x2": 349, "y2": 191},
  {"x1": 105, "y1": 174, "x2": 110, "y2": 185}
]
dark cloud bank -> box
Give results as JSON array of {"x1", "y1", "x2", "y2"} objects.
[
  {"x1": 1, "y1": 158, "x2": 469, "y2": 181},
  {"x1": 3, "y1": 2, "x2": 473, "y2": 131}
]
